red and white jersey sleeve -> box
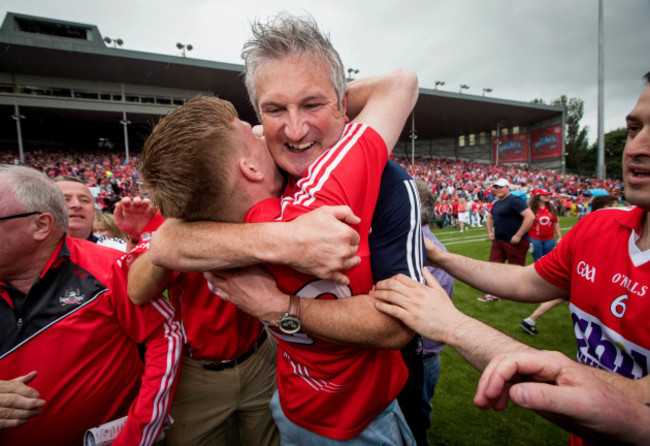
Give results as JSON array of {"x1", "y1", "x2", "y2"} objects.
[
  {"x1": 112, "y1": 251, "x2": 184, "y2": 446},
  {"x1": 0, "y1": 238, "x2": 183, "y2": 446},
  {"x1": 246, "y1": 123, "x2": 408, "y2": 440},
  {"x1": 125, "y1": 214, "x2": 263, "y2": 362},
  {"x1": 535, "y1": 206, "x2": 650, "y2": 380}
]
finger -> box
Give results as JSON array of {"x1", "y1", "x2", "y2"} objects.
[
  {"x1": 375, "y1": 300, "x2": 406, "y2": 320},
  {"x1": 509, "y1": 382, "x2": 569, "y2": 414},
  {"x1": 340, "y1": 255, "x2": 361, "y2": 271},
  {"x1": 332, "y1": 206, "x2": 361, "y2": 226},
  {"x1": 328, "y1": 272, "x2": 350, "y2": 286},
  {"x1": 0, "y1": 418, "x2": 29, "y2": 429},
  {"x1": 14, "y1": 371, "x2": 38, "y2": 387},
  {"x1": 422, "y1": 268, "x2": 446, "y2": 293},
  {"x1": 252, "y1": 125, "x2": 264, "y2": 138}
]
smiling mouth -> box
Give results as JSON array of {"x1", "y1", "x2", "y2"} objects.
[
  {"x1": 628, "y1": 166, "x2": 650, "y2": 179},
  {"x1": 286, "y1": 141, "x2": 316, "y2": 153}
]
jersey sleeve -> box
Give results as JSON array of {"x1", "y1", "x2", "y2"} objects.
[
  {"x1": 513, "y1": 196, "x2": 529, "y2": 213},
  {"x1": 277, "y1": 123, "x2": 387, "y2": 225},
  {"x1": 111, "y1": 257, "x2": 184, "y2": 446},
  {"x1": 534, "y1": 220, "x2": 577, "y2": 291},
  {"x1": 369, "y1": 161, "x2": 425, "y2": 283}
]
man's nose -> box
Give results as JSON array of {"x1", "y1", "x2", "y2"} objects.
[
  {"x1": 284, "y1": 111, "x2": 309, "y2": 142},
  {"x1": 625, "y1": 127, "x2": 650, "y2": 157}
]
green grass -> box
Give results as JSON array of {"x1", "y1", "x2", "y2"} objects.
[{"x1": 427, "y1": 217, "x2": 579, "y2": 446}]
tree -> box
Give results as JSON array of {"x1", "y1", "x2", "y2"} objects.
[
  {"x1": 530, "y1": 96, "x2": 593, "y2": 176},
  {"x1": 593, "y1": 127, "x2": 626, "y2": 179},
  {"x1": 550, "y1": 96, "x2": 593, "y2": 176}
]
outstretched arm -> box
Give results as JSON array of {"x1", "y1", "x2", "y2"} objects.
[
  {"x1": 204, "y1": 265, "x2": 413, "y2": 349},
  {"x1": 347, "y1": 68, "x2": 419, "y2": 152},
  {"x1": 148, "y1": 206, "x2": 361, "y2": 285},
  {"x1": 475, "y1": 351, "x2": 650, "y2": 445},
  {"x1": 373, "y1": 268, "x2": 534, "y2": 371},
  {"x1": 424, "y1": 237, "x2": 566, "y2": 303}
]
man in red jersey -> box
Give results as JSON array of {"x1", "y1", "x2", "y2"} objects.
[
  {"x1": 141, "y1": 13, "x2": 419, "y2": 444},
  {"x1": 0, "y1": 165, "x2": 183, "y2": 446},
  {"x1": 374, "y1": 71, "x2": 650, "y2": 446},
  {"x1": 116, "y1": 193, "x2": 281, "y2": 446}
]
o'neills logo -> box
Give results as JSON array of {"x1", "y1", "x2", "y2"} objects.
[
  {"x1": 576, "y1": 261, "x2": 596, "y2": 283},
  {"x1": 60, "y1": 287, "x2": 85, "y2": 306}
]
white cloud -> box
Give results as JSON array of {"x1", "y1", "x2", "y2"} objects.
[{"x1": 2, "y1": 0, "x2": 648, "y2": 144}]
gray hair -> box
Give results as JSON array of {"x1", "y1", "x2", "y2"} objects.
[
  {"x1": 241, "y1": 12, "x2": 347, "y2": 117},
  {"x1": 0, "y1": 165, "x2": 68, "y2": 231},
  {"x1": 416, "y1": 180, "x2": 436, "y2": 226}
]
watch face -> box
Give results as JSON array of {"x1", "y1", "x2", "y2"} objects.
[{"x1": 278, "y1": 316, "x2": 301, "y2": 334}]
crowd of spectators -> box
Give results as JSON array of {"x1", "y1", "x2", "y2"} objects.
[
  {"x1": 395, "y1": 155, "x2": 625, "y2": 225},
  {"x1": 1, "y1": 149, "x2": 140, "y2": 212},
  {"x1": 0, "y1": 150, "x2": 624, "y2": 220}
]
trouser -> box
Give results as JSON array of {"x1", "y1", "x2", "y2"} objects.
[
  {"x1": 270, "y1": 391, "x2": 415, "y2": 446},
  {"x1": 165, "y1": 332, "x2": 279, "y2": 446}
]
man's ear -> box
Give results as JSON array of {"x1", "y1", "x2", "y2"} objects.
[
  {"x1": 342, "y1": 91, "x2": 350, "y2": 123},
  {"x1": 33, "y1": 213, "x2": 55, "y2": 241},
  {"x1": 238, "y1": 158, "x2": 264, "y2": 182}
]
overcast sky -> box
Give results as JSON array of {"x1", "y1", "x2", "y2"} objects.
[{"x1": 2, "y1": 0, "x2": 649, "y2": 145}]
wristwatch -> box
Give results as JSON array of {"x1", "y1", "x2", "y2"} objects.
[{"x1": 277, "y1": 294, "x2": 301, "y2": 334}]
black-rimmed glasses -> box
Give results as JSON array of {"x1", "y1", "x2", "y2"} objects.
[{"x1": 0, "y1": 211, "x2": 43, "y2": 221}]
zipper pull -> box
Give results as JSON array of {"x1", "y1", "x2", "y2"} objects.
[{"x1": 17, "y1": 317, "x2": 23, "y2": 334}]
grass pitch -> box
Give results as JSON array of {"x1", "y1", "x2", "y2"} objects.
[{"x1": 427, "y1": 217, "x2": 578, "y2": 445}]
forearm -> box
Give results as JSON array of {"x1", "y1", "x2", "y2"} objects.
[
  {"x1": 514, "y1": 212, "x2": 535, "y2": 239},
  {"x1": 446, "y1": 313, "x2": 536, "y2": 371},
  {"x1": 300, "y1": 294, "x2": 414, "y2": 348},
  {"x1": 149, "y1": 219, "x2": 295, "y2": 272},
  {"x1": 255, "y1": 291, "x2": 413, "y2": 348},
  {"x1": 586, "y1": 367, "x2": 650, "y2": 404},
  {"x1": 127, "y1": 253, "x2": 175, "y2": 305},
  {"x1": 486, "y1": 216, "x2": 494, "y2": 237},
  {"x1": 554, "y1": 222, "x2": 562, "y2": 240},
  {"x1": 431, "y1": 249, "x2": 564, "y2": 302},
  {"x1": 346, "y1": 68, "x2": 419, "y2": 151}
]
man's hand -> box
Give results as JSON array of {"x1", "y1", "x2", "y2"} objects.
[
  {"x1": 373, "y1": 268, "x2": 462, "y2": 344},
  {"x1": 474, "y1": 351, "x2": 650, "y2": 445},
  {"x1": 282, "y1": 206, "x2": 361, "y2": 285},
  {"x1": 510, "y1": 234, "x2": 522, "y2": 245},
  {"x1": 0, "y1": 371, "x2": 46, "y2": 429},
  {"x1": 204, "y1": 265, "x2": 288, "y2": 325},
  {"x1": 114, "y1": 197, "x2": 157, "y2": 240}
]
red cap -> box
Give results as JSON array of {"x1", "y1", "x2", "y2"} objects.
[{"x1": 533, "y1": 188, "x2": 550, "y2": 196}]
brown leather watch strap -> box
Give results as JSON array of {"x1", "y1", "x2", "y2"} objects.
[{"x1": 288, "y1": 294, "x2": 301, "y2": 318}]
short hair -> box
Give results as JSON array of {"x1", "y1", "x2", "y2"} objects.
[
  {"x1": 0, "y1": 164, "x2": 68, "y2": 230},
  {"x1": 644, "y1": 71, "x2": 650, "y2": 85},
  {"x1": 591, "y1": 194, "x2": 617, "y2": 212},
  {"x1": 416, "y1": 181, "x2": 436, "y2": 226},
  {"x1": 241, "y1": 12, "x2": 347, "y2": 117},
  {"x1": 54, "y1": 176, "x2": 86, "y2": 185},
  {"x1": 140, "y1": 95, "x2": 242, "y2": 222}
]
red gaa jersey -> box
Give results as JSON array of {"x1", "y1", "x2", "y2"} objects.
[
  {"x1": 0, "y1": 236, "x2": 183, "y2": 446},
  {"x1": 535, "y1": 206, "x2": 650, "y2": 379},
  {"x1": 529, "y1": 206, "x2": 557, "y2": 241},
  {"x1": 245, "y1": 123, "x2": 408, "y2": 440},
  {"x1": 126, "y1": 214, "x2": 264, "y2": 361}
]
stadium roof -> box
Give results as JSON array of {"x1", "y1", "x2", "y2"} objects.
[{"x1": 0, "y1": 11, "x2": 562, "y2": 146}]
